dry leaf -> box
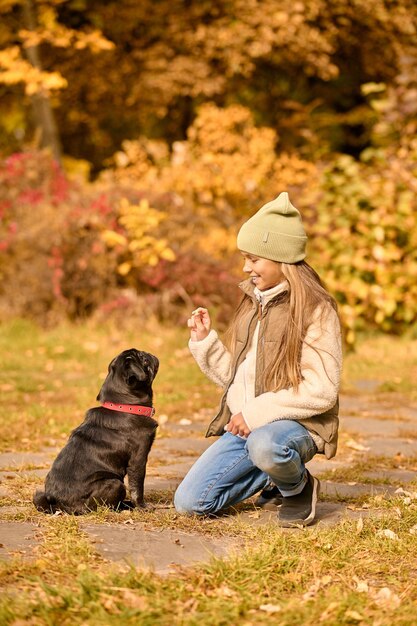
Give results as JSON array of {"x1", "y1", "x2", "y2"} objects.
[
  {"x1": 377, "y1": 529, "x2": 399, "y2": 540},
  {"x1": 259, "y1": 603, "x2": 281, "y2": 613},
  {"x1": 319, "y1": 601, "x2": 339, "y2": 622},
  {"x1": 352, "y1": 576, "x2": 369, "y2": 593},
  {"x1": 344, "y1": 609, "x2": 364, "y2": 621},
  {"x1": 218, "y1": 584, "x2": 235, "y2": 597},
  {"x1": 345, "y1": 439, "x2": 370, "y2": 451},
  {"x1": 120, "y1": 589, "x2": 148, "y2": 610},
  {"x1": 179, "y1": 418, "x2": 192, "y2": 425},
  {"x1": 356, "y1": 517, "x2": 364, "y2": 534},
  {"x1": 373, "y1": 587, "x2": 401, "y2": 609},
  {"x1": 409, "y1": 524, "x2": 417, "y2": 535},
  {"x1": 248, "y1": 511, "x2": 261, "y2": 519},
  {"x1": 302, "y1": 575, "x2": 333, "y2": 600}
]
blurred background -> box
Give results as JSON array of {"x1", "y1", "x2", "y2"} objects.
[{"x1": 1, "y1": 0, "x2": 417, "y2": 344}]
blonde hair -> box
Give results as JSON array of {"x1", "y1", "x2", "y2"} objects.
[{"x1": 223, "y1": 261, "x2": 338, "y2": 392}]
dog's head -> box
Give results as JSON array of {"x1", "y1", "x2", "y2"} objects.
[{"x1": 97, "y1": 349, "x2": 159, "y2": 404}]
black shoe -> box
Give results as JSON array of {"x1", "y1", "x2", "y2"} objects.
[
  {"x1": 277, "y1": 471, "x2": 320, "y2": 527},
  {"x1": 255, "y1": 485, "x2": 283, "y2": 510}
]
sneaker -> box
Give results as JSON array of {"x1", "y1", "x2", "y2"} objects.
[
  {"x1": 255, "y1": 485, "x2": 283, "y2": 510},
  {"x1": 277, "y1": 471, "x2": 320, "y2": 527}
]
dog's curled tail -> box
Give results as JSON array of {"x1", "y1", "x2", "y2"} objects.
[{"x1": 33, "y1": 490, "x2": 59, "y2": 514}]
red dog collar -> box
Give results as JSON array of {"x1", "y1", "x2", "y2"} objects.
[{"x1": 101, "y1": 402, "x2": 155, "y2": 417}]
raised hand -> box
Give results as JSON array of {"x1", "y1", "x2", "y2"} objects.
[{"x1": 187, "y1": 307, "x2": 211, "y2": 341}]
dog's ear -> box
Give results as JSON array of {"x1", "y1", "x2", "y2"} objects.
[{"x1": 148, "y1": 355, "x2": 159, "y2": 381}]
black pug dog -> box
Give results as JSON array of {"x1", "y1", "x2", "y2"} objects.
[{"x1": 33, "y1": 348, "x2": 159, "y2": 514}]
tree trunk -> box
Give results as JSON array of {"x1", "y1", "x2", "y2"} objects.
[{"x1": 22, "y1": 0, "x2": 62, "y2": 164}]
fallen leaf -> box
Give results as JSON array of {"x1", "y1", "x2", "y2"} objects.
[
  {"x1": 356, "y1": 517, "x2": 364, "y2": 534},
  {"x1": 377, "y1": 529, "x2": 398, "y2": 540},
  {"x1": 179, "y1": 418, "x2": 192, "y2": 425},
  {"x1": 319, "y1": 601, "x2": 339, "y2": 622},
  {"x1": 344, "y1": 609, "x2": 364, "y2": 622},
  {"x1": 409, "y1": 524, "x2": 417, "y2": 535},
  {"x1": 218, "y1": 584, "x2": 235, "y2": 597},
  {"x1": 373, "y1": 587, "x2": 401, "y2": 609},
  {"x1": 352, "y1": 576, "x2": 369, "y2": 593},
  {"x1": 345, "y1": 439, "x2": 370, "y2": 451},
  {"x1": 120, "y1": 589, "x2": 148, "y2": 610},
  {"x1": 259, "y1": 603, "x2": 281, "y2": 613}
]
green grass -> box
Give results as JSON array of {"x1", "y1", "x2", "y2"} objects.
[
  {"x1": 1, "y1": 320, "x2": 417, "y2": 624},
  {"x1": 0, "y1": 318, "x2": 220, "y2": 452},
  {"x1": 342, "y1": 332, "x2": 417, "y2": 399}
]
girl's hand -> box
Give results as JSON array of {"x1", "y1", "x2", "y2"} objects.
[
  {"x1": 187, "y1": 307, "x2": 211, "y2": 341},
  {"x1": 225, "y1": 413, "x2": 251, "y2": 438}
]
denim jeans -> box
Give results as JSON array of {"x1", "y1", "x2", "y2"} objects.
[{"x1": 174, "y1": 419, "x2": 317, "y2": 515}]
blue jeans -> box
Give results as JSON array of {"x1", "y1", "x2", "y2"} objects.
[{"x1": 174, "y1": 420, "x2": 317, "y2": 515}]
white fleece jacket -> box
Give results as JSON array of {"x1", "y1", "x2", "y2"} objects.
[{"x1": 189, "y1": 284, "x2": 342, "y2": 449}]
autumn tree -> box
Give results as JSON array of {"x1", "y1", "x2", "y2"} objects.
[{"x1": 1, "y1": 0, "x2": 417, "y2": 168}]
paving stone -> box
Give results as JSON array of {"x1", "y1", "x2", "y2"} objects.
[
  {"x1": 339, "y1": 417, "x2": 416, "y2": 437},
  {"x1": 82, "y1": 523, "x2": 232, "y2": 573},
  {"x1": 362, "y1": 469, "x2": 416, "y2": 483},
  {"x1": 363, "y1": 437, "x2": 417, "y2": 457},
  {"x1": 0, "y1": 469, "x2": 48, "y2": 480},
  {"x1": 145, "y1": 477, "x2": 180, "y2": 493},
  {"x1": 307, "y1": 457, "x2": 351, "y2": 474},
  {"x1": 0, "y1": 522, "x2": 39, "y2": 558},
  {"x1": 153, "y1": 438, "x2": 213, "y2": 454},
  {"x1": 0, "y1": 452, "x2": 51, "y2": 469},
  {"x1": 321, "y1": 480, "x2": 396, "y2": 498}
]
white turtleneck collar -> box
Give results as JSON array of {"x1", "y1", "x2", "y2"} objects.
[{"x1": 254, "y1": 280, "x2": 288, "y2": 308}]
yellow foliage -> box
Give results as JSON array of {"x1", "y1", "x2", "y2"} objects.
[
  {"x1": 0, "y1": 46, "x2": 67, "y2": 94},
  {"x1": 102, "y1": 198, "x2": 175, "y2": 277}
]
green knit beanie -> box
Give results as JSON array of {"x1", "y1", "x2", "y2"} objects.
[{"x1": 237, "y1": 192, "x2": 307, "y2": 263}]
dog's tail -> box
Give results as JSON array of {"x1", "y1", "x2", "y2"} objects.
[{"x1": 33, "y1": 490, "x2": 59, "y2": 514}]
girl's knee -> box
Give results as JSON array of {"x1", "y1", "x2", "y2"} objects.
[
  {"x1": 174, "y1": 484, "x2": 216, "y2": 516},
  {"x1": 247, "y1": 430, "x2": 274, "y2": 469},
  {"x1": 247, "y1": 429, "x2": 291, "y2": 472}
]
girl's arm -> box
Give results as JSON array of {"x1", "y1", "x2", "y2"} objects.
[
  {"x1": 240, "y1": 306, "x2": 342, "y2": 431},
  {"x1": 188, "y1": 308, "x2": 232, "y2": 388}
]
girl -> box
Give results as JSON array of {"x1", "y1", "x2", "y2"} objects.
[{"x1": 174, "y1": 192, "x2": 342, "y2": 527}]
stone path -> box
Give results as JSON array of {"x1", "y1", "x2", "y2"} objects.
[{"x1": 1, "y1": 391, "x2": 416, "y2": 573}]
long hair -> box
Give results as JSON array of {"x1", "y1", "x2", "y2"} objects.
[{"x1": 223, "y1": 261, "x2": 338, "y2": 392}]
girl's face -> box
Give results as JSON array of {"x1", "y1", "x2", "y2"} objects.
[{"x1": 241, "y1": 252, "x2": 284, "y2": 290}]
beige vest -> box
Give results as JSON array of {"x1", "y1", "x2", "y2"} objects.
[{"x1": 205, "y1": 281, "x2": 339, "y2": 459}]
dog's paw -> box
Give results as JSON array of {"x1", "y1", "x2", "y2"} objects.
[{"x1": 137, "y1": 501, "x2": 155, "y2": 511}]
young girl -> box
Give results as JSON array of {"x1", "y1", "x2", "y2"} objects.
[{"x1": 174, "y1": 192, "x2": 342, "y2": 527}]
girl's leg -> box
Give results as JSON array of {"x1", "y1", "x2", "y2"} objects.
[
  {"x1": 245, "y1": 420, "x2": 319, "y2": 526},
  {"x1": 174, "y1": 432, "x2": 269, "y2": 515},
  {"x1": 245, "y1": 420, "x2": 317, "y2": 496}
]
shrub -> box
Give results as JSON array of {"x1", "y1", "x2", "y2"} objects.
[{"x1": 0, "y1": 151, "x2": 119, "y2": 322}]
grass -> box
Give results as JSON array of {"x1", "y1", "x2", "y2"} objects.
[
  {"x1": 0, "y1": 317, "x2": 220, "y2": 452},
  {"x1": 1, "y1": 501, "x2": 417, "y2": 625},
  {"x1": 1, "y1": 319, "x2": 417, "y2": 624},
  {"x1": 317, "y1": 455, "x2": 417, "y2": 486},
  {"x1": 342, "y1": 332, "x2": 417, "y2": 400}
]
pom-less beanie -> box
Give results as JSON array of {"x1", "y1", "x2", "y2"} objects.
[{"x1": 237, "y1": 192, "x2": 307, "y2": 263}]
